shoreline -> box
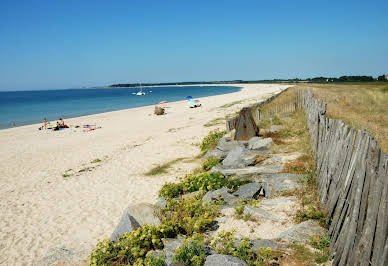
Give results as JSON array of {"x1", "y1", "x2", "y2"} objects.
[
  {"x1": 0, "y1": 83, "x2": 290, "y2": 264},
  {"x1": 0, "y1": 84, "x2": 242, "y2": 131}
]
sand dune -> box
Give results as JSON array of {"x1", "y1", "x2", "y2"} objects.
[{"x1": 0, "y1": 84, "x2": 289, "y2": 264}]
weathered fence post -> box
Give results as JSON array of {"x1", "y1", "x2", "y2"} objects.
[{"x1": 234, "y1": 107, "x2": 259, "y2": 141}]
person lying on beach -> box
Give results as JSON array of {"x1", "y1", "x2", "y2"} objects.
[
  {"x1": 59, "y1": 118, "x2": 65, "y2": 127},
  {"x1": 53, "y1": 121, "x2": 61, "y2": 131}
]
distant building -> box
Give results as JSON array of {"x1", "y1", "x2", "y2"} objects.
[{"x1": 385, "y1": 74, "x2": 388, "y2": 80}]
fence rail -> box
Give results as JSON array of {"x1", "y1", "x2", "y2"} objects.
[{"x1": 303, "y1": 90, "x2": 388, "y2": 266}]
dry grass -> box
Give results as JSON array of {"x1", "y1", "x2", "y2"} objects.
[
  {"x1": 295, "y1": 83, "x2": 388, "y2": 153},
  {"x1": 145, "y1": 157, "x2": 186, "y2": 176}
]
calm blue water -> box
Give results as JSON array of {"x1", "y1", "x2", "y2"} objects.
[{"x1": 0, "y1": 86, "x2": 240, "y2": 130}]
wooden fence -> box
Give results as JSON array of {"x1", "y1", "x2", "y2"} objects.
[{"x1": 303, "y1": 90, "x2": 388, "y2": 266}]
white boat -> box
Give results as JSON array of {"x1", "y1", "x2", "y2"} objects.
[{"x1": 135, "y1": 83, "x2": 145, "y2": 95}]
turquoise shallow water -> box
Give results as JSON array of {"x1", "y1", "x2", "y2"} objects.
[{"x1": 0, "y1": 85, "x2": 241, "y2": 130}]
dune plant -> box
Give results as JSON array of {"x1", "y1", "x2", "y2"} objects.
[{"x1": 199, "y1": 129, "x2": 226, "y2": 155}]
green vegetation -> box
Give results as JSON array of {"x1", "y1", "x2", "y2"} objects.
[
  {"x1": 90, "y1": 158, "x2": 101, "y2": 163},
  {"x1": 161, "y1": 197, "x2": 219, "y2": 235},
  {"x1": 204, "y1": 117, "x2": 224, "y2": 127},
  {"x1": 201, "y1": 156, "x2": 221, "y2": 171},
  {"x1": 199, "y1": 130, "x2": 226, "y2": 155},
  {"x1": 62, "y1": 173, "x2": 71, "y2": 178},
  {"x1": 145, "y1": 158, "x2": 185, "y2": 176},
  {"x1": 290, "y1": 243, "x2": 329, "y2": 264},
  {"x1": 159, "y1": 171, "x2": 244, "y2": 199},
  {"x1": 210, "y1": 231, "x2": 273, "y2": 265},
  {"x1": 173, "y1": 234, "x2": 207, "y2": 266}
]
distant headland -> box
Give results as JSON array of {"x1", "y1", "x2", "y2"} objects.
[{"x1": 109, "y1": 74, "x2": 388, "y2": 88}]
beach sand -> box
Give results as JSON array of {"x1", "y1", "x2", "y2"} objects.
[{"x1": 0, "y1": 84, "x2": 289, "y2": 264}]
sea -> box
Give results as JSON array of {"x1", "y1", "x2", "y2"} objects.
[{"x1": 0, "y1": 85, "x2": 241, "y2": 130}]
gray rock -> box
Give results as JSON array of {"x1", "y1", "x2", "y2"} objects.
[
  {"x1": 204, "y1": 254, "x2": 248, "y2": 266},
  {"x1": 222, "y1": 146, "x2": 247, "y2": 168},
  {"x1": 110, "y1": 208, "x2": 141, "y2": 242},
  {"x1": 127, "y1": 203, "x2": 162, "y2": 226},
  {"x1": 110, "y1": 203, "x2": 162, "y2": 242},
  {"x1": 277, "y1": 220, "x2": 327, "y2": 243},
  {"x1": 243, "y1": 206, "x2": 280, "y2": 221},
  {"x1": 37, "y1": 248, "x2": 88, "y2": 266},
  {"x1": 248, "y1": 137, "x2": 273, "y2": 150},
  {"x1": 250, "y1": 239, "x2": 287, "y2": 251},
  {"x1": 269, "y1": 125, "x2": 283, "y2": 133},
  {"x1": 162, "y1": 237, "x2": 185, "y2": 265},
  {"x1": 211, "y1": 164, "x2": 282, "y2": 178},
  {"x1": 259, "y1": 173, "x2": 302, "y2": 198},
  {"x1": 204, "y1": 148, "x2": 228, "y2": 160},
  {"x1": 156, "y1": 197, "x2": 167, "y2": 208},
  {"x1": 233, "y1": 182, "x2": 262, "y2": 199},
  {"x1": 203, "y1": 187, "x2": 238, "y2": 205},
  {"x1": 260, "y1": 197, "x2": 297, "y2": 207}
]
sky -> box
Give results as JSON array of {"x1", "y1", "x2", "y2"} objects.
[{"x1": 0, "y1": 0, "x2": 387, "y2": 91}]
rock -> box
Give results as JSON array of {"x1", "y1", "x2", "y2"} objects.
[
  {"x1": 269, "y1": 125, "x2": 283, "y2": 133},
  {"x1": 37, "y1": 248, "x2": 88, "y2": 266},
  {"x1": 155, "y1": 197, "x2": 167, "y2": 208},
  {"x1": 203, "y1": 187, "x2": 238, "y2": 205},
  {"x1": 277, "y1": 220, "x2": 327, "y2": 243},
  {"x1": 127, "y1": 203, "x2": 162, "y2": 226},
  {"x1": 204, "y1": 148, "x2": 229, "y2": 160},
  {"x1": 233, "y1": 182, "x2": 262, "y2": 199},
  {"x1": 248, "y1": 137, "x2": 273, "y2": 151},
  {"x1": 110, "y1": 208, "x2": 141, "y2": 242},
  {"x1": 211, "y1": 164, "x2": 282, "y2": 178},
  {"x1": 204, "y1": 254, "x2": 248, "y2": 266},
  {"x1": 222, "y1": 146, "x2": 247, "y2": 168},
  {"x1": 243, "y1": 206, "x2": 280, "y2": 221},
  {"x1": 260, "y1": 197, "x2": 297, "y2": 207},
  {"x1": 162, "y1": 237, "x2": 185, "y2": 265},
  {"x1": 259, "y1": 173, "x2": 302, "y2": 198},
  {"x1": 110, "y1": 203, "x2": 162, "y2": 242},
  {"x1": 250, "y1": 239, "x2": 287, "y2": 251},
  {"x1": 154, "y1": 106, "x2": 165, "y2": 115}
]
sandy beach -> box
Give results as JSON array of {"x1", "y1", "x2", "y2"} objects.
[{"x1": 0, "y1": 84, "x2": 289, "y2": 265}]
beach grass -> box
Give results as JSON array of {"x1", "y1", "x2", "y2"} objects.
[
  {"x1": 91, "y1": 159, "x2": 102, "y2": 163},
  {"x1": 145, "y1": 157, "x2": 186, "y2": 176},
  {"x1": 218, "y1": 100, "x2": 244, "y2": 108},
  {"x1": 295, "y1": 83, "x2": 388, "y2": 153}
]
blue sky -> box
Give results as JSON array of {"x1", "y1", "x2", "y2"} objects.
[{"x1": 0, "y1": 0, "x2": 387, "y2": 91}]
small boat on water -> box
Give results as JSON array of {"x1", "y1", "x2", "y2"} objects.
[{"x1": 135, "y1": 83, "x2": 146, "y2": 95}]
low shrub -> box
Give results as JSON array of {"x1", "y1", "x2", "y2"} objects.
[
  {"x1": 161, "y1": 197, "x2": 219, "y2": 235},
  {"x1": 158, "y1": 172, "x2": 245, "y2": 199},
  {"x1": 202, "y1": 156, "x2": 221, "y2": 171},
  {"x1": 90, "y1": 224, "x2": 178, "y2": 265},
  {"x1": 309, "y1": 235, "x2": 330, "y2": 250},
  {"x1": 200, "y1": 129, "x2": 226, "y2": 154},
  {"x1": 173, "y1": 234, "x2": 207, "y2": 266},
  {"x1": 158, "y1": 182, "x2": 184, "y2": 199},
  {"x1": 295, "y1": 205, "x2": 327, "y2": 226},
  {"x1": 210, "y1": 231, "x2": 273, "y2": 266}
]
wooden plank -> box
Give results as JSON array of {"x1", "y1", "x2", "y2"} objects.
[{"x1": 371, "y1": 153, "x2": 388, "y2": 265}]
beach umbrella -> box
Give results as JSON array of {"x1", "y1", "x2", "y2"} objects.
[
  {"x1": 159, "y1": 100, "x2": 168, "y2": 104},
  {"x1": 186, "y1": 96, "x2": 193, "y2": 99}
]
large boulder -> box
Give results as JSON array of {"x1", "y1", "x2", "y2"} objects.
[
  {"x1": 248, "y1": 137, "x2": 273, "y2": 151},
  {"x1": 155, "y1": 197, "x2": 167, "y2": 208},
  {"x1": 250, "y1": 239, "x2": 287, "y2": 251},
  {"x1": 110, "y1": 203, "x2": 162, "y2": 242},
  {"x1": 211, "y1": 164, "x2": 283, "y2": 179},
  {"x1": 222, "y1": 146, "x2": 247, "y2": 168},
  {"x1": 243, "y1": 206, "x2": 280, "y2": 222},
  {"x1": 233, "y1": 182, "x2": 262, "y2": 199},
  {"x1": 277, "y1": 220, "x2": 327, "y2": 243},
  {"x1": 37, "y1": 248, "x2": 88, "y2": 266},
  {"x1": 203, "y1": 187, "x2": 238, "y2": 205},
  {"x1": 204, "y1": 254, "x2": 247, "y2": 266},
  {"x1": 110, "y1": 209, "x2": 141, "y2": 242},
  {"x1": 259, "y1": 173, "x2": 302, "y2": 197}
]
